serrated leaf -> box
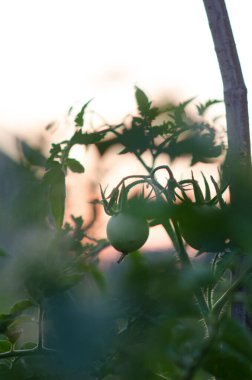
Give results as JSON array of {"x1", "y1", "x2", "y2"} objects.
[
  {"x1": 66, "y1": 158, "x2": 85, "y2": 173},
  {"x1": 74, "y1": 98, "x2": 93, "y2": 127},
  {"x1": 10, "y1": 300, "x2": 34, "y2": 315},
  {"x1": 71, "y1": 130, "x2": 105, "y2": 145},
  {"x1": 173, "y1": 97, "x2": 195, "y2": 126},
  {"x1": 135, "y1": 87, "x2": 151, "y2": 116},
  {"x1": 196, "y1": 99, "x2": 222, "y2": 116}
]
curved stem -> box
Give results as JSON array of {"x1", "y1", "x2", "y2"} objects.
[
  {"x1": 165, "y1": 219, "x2": 210, "y2": 321},
  {"x1": 207, "y1": 252, "x2": 221, "y2": 310}
]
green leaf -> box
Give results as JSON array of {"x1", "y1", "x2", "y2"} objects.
[
  {"x1": 74, "y1": 98, "x2": 93, "y2": 127},
  {"x1": 10, "y1": 300, "x2": 34, "y2": 315},
  {"x1": 135, "y1": 87, "x2": 151, "y2": 116},
  {"x1": 108, "y1": 187, "x2": 120, "y2": 212},
  {"x1": 201, "y1": 172, "x2": 211, "y2": 202},
  {"x1": 66, "y1": 158, "x2": 85, "y2": 173},
  {"x1": 0, "y1": 340, "x2": 11, "y2": 353},
  {"x1": 71, "y1": 130, "x2": 105, "y2": 145},
  {"x1": 49, "y1": 168, "x2": 66, "y2": 228},
  {"x1": 191, "y1": 172, "x2": 204, "y2": 203},
  {"x1": 196, "y1": 99, "x2": 222, "y2": 116},
  {"x1": 173, "y1": 97, "x2": 195, "y2": 126}
]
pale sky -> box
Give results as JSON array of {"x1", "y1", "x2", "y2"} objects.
[{"x1": 1, "y1": 0, "x2": 252, "y2": 147}]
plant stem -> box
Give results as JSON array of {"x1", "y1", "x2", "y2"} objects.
[
  {"x1": 212, "y1": 264, "x2": 252, "y2": 316},
  {"x1": 164, "y1": 219, "x2": 209, "y2": 321},
  {"x1": 202, "y1": 0, "x2": 251, "y2": 327}
]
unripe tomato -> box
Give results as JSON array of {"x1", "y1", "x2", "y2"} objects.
[
  {"x1": 174, "y1": 204, "x2": 228, "y2": 251},
  {"x1": 106, "y1": 213, "x2": 149, "y2": 253}
]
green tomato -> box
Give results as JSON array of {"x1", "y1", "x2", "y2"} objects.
[
  {"x1": 106, "y1": 213, "x2": 149, "y2": 253},
  {"x1": 175, "y1": 204, "x2": 228, "y2": 251}
]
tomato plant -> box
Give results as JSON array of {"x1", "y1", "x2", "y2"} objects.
[{"x1": 1, "y1": 86, "x2": 252, "y2": 380}]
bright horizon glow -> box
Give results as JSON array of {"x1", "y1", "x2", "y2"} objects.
[{"x1": 1, "y1": 0, "x2": 251, "y2": 146}]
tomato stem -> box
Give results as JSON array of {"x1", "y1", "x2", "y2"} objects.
[
  {"x1": 171, "y1": 220, "x2": 210, "y2": 320},
  {"x1": 117, "y1": 252, "x2": 128, "y2": 264}
]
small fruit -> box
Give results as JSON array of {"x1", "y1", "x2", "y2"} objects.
[
  {"x1": 174, "y1": 203, "x2": 228, "y2": 251},
  {"x1": 106, "y1": 213, "x2": 149, "y2": 253}
]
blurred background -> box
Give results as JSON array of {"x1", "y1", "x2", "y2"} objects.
[{"x1": 0, "y1": 0, "x2": 251, "y2": 260}]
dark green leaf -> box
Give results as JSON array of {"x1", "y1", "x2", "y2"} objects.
[
  {"x1": 66, "y1": 158, "x2": 85, "y2": 173},
  {"x1": 48, "y1": 143, "x2": 62, "y2": 160},
  {"x1": 148, "y1": 107, "x2": 159, "y2": 121},
  {"x1": 196, "y1": 99, "x2": 222, "y2": 116},
  {"x1": 71, "y1": 130, "x2": 105, "y2": 145},
  {"x1": 201, "y1": 172, "x2": 211, "y2": 202},
  {"x1": 108, "y1": 187, "x2": 119, "y2": 211},
  {"x1": 135, "y1": 87, "x2": 151, "y2": 116},
  {"x1": 191, "y1": 172, "x2": 204, "y2": 203},
  {"x1": 173, "y1": 97, "x2": 195, "y2": 126},
  {"x1": 74, "y1": 98, "x2": 93, "y2": 127},
  {"x1": 95, "y1": 137, "x2": 119, "y2": 155}
]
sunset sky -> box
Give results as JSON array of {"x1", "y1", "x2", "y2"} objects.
[{"x1": 1, "y1": 0, "x2": 251, "y2": 145}]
